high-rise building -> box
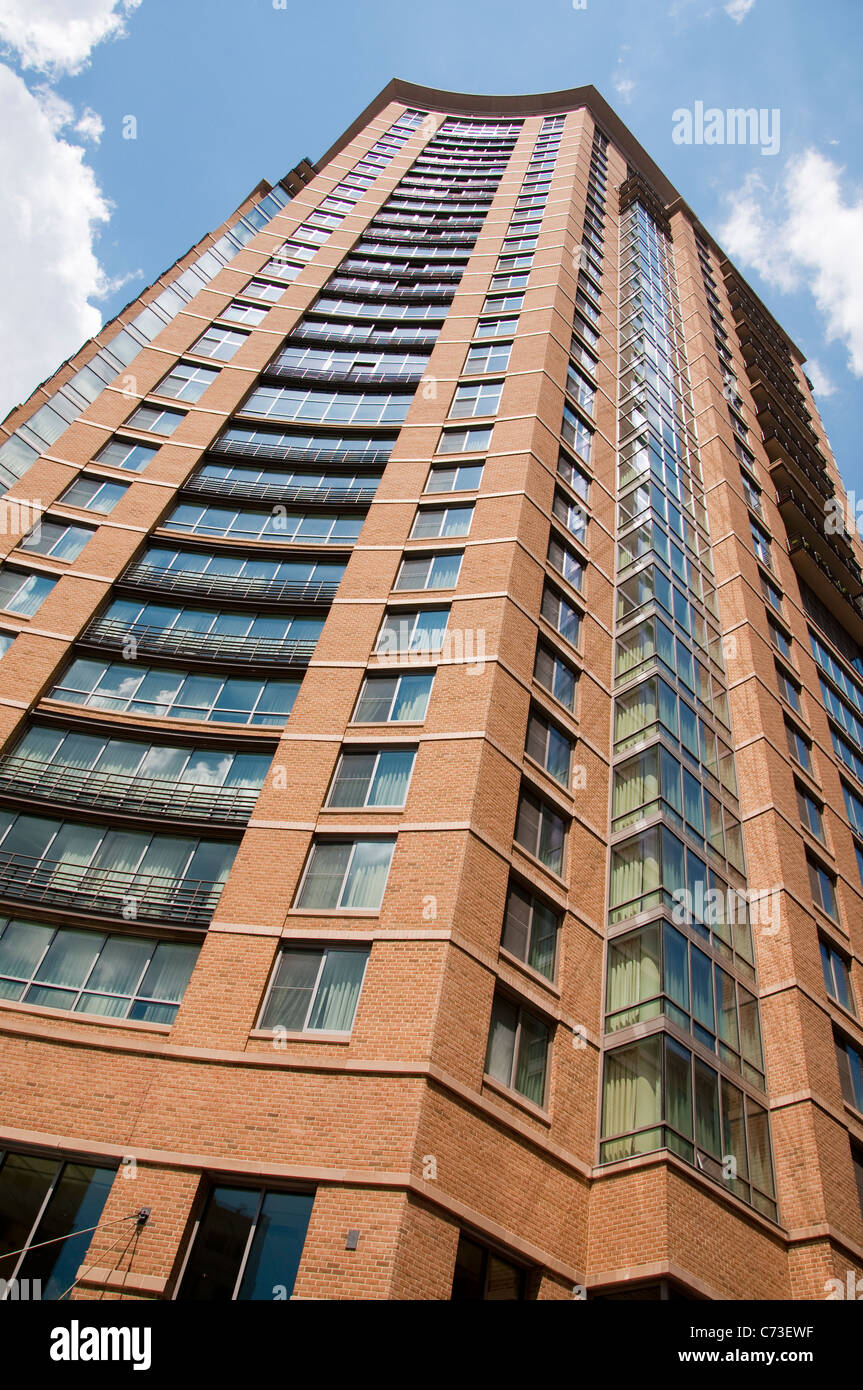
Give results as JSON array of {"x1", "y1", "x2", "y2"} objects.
[{"x1": 0, "y1": 80, "x2": 861, "y2": 1303}]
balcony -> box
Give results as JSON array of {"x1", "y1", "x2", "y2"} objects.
[
  {"x1": 327, "y1": 277, "x2": 455, "y2": 301},
  {"x1": 209, "y1": 436, "x2": 392, "y2": 466},
  {"x1": 118, "y1": 562, "x2": 339, "y2": 606},
  {"x1": 293, "y1": 325, "x2": 438, "y2": 349},
  {"x1": 777, "y1": 487, "x2": 863, "y2": 592},
  {"x1": 183, "y1": 473, "x2": 377, "y2": 507},
  {"x1": 0, "y1": 852, "x2": 222, "y2": 925},
  {"x1": 0, "y1": 754, "x2": 260, "y2": 825},
  {"x1": 263, "y1": 361, "x2": 426, "y2": 389},
  {"x1": 81, "y1": 617, "x2": 317, "y2": 666}
]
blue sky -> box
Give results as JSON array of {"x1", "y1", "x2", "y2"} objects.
[{"x1": 0, "y1": 0, "x2": 860, "y2": 492}]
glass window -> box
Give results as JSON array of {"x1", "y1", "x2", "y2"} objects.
[
  {"x1": 561, "y1": 404, "x2": 593, "y2": 461},
  {"x1": 449, "y1": 380, "x2": 503, "y2": 419},
  {"x1": 411, "y1": 505, "x2": 472, "y2": 540},
  {"x1": 94, "y1": 438, "x2": 157, "y2": 472},
  {"x1": 154, "y1": 363, "x2": 219, "y2": 402},
  {"x1": 176, "y1": 1186, "x2": 314, "y2": 1301},
  {"x1": 475, "y1": 318, "x2": 518, "y2": 339},
  {"x1": 375, "y1": 608, "x2": 448, "y2": 656},
  {"x1": 796, "y1": 783, "x2": 824, "y2": 840},
  {"x1": 0, "y1": 567, "x2": 56, "y2": 617},
  {"x1": 0, "y1": 1149, "x2": 115, "y2": 1299},
  {"x1": 785, "y1": 720, "x2": 811, "y2": 772},
  {"x1": 547, "y1": 534, "x2": 584, "y2": 590},
  {"x1": 191, "y1": 326, "x2": 249, "y2": 360},
  {"x1": 295, "y1": 838, "x2": 396, "y2": 911},
  {"x1": 19, "y1": 519, "x2": 93, "y2": 562},
  {"x1": 425, "y1": 463, "x2": 483, "y2": 494},
  {"x1": 451, "y1": 1233, "x2": 526, "y2": 1301},
  {"x1": 49, "y1": 657, "x2": 298, "y2": 727},
  {"x1": 327, "y1": 749, "x2": 416, "y2": 808},
  {"x1": 821, "y1": 939, "x2": 855, "y2": 1013},
  {"x1": 465, "y1": 342, "x2": 512, "y2": 375},
  {"x1": 259, "y1": 947, "x2": 368, "y2": 1032},
  {"x1": 437, "y1": 426, "x2": 492, "y2": 454},
  {"x1": 0, "y1": 917, "x2": 197, "y2": 1023},
  {"x1": 533, "y1": 640, "x2": 577, "y2": 712},
  {"x1": 514, "y1": 786, "x2": 566, "y2": 875},
  {"x1": 395, "y1": 552, "x2": 461, "y2": 591},
  {"x1": 58, "y1": 477, "x2": 128, "y2": 514},
  {"x1": 836, "y1": 1032, "x2": 863, "y2": 1112},
  {"x1": 352, "y1": 672, "x2": 433, "y2": 723},
  {"x1": 221, "y1": 301, "x2": 268, "y2": 325},
  {"x1": 525, "y1": 708, "x2": 572, "y2": 786},
  {"x1": 776, "y1": 664, "x2": 801, "y2": 712},
  {"x1": 501, "y1": 879, "x2": 559, "y2": 979},
  {"x1": 552, "y1": 490, "x2": 587, "y2": 543},
  {"x1": 808, "y1": 856, "x2": 838, "y2": 920},
  {"x1": 125, "y1": 405, "x2": 184, "y2": 436},
  {"x1": 541, "y1": 584, "x2": 581, "y2": 646},
  {"x1": 485, "y1": 993, "x2": 550, "y2": 1106}
]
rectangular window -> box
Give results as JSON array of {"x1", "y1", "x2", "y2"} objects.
[
  {"x1": 557, "y1": 452, "x2": 590, "y2": 500},
  {"x1": 514, "y1": 785, "x2": 566, "y2": 875},
  {"x1": 59, "y1": 477, "x2": 128, "y2": 514},
  {"x1": 395, "y1": 552, "x2": 461, "y2": 591},
  {"x1": 821, "y1": 939, "x2": 855, "y2": 1013},
  {"x1": 295, "y1": 838, "x2": 396, "y2": 911},
  {"x1": 125, "y1": 404, "x2": 185, "y2": 436},
  {"x1": 768, "y1": 618, "x2": 793, "y2": 661},
  {"x1": 566, "y1": 363, "x2": 595, "y2": 414},
  {"x1": 411, "y1": 505, "x2": 473, "y2": 540},
  {"x1": 449, "y1": 380, "x2": 503, "y2": 419},
  {"x1": 808, "y1": 855, "x2": 838, "y2": 920},
  {"x1": 751, "y1": 520, "x2": 772, "y2": 569},
  {"x1": 94, "y1": 438, "x2": 157, "y2": 472},
  {"x1": 437, "y1": 426, "x2": 491, "y2": 454},
  {"x1": 835, "y1": 1032, "x2": 863, "y2": 1112},
  {"x1": 0, "y1": 918, "x2": 198, "y2": 1023},
  {"x1": 525, "y1": 708, "x2": 572, "y2": 786},
  {"x1": 796, "y1": 783, "x2": 825, "y2": 841},
  {"x1": 501, "y1": 879, "x2": 559, "y2": 979},
  {"x1": 552, "y1": 490, "x2": 587, "y2": 543},
  {"x1": 352, "y1": 672, "x2": 433, "y2": 724},
  {"x1": 221, "y1": 301, "x2": 268, "y2": 325},
  {"x1": 327, "y1": 748, "x2": 416, "y2": 808},
  {"x1": 425, "y1": 463, "x2": 483, "y2": 494},
  {"x1": 375, "y1": 608, "x2": 449, "y2": 656},
  {"x1": 482, "y1": 293, "x2": 523, "y2": 315},
  {"x1": 548, "y1": 534, "x2": 584, "y2": 590},
  {"x1": 561, "y1": 403, "x2": 593, "y2": 461},
  {"x1": 760, "y1": 575, "x2": 784, "y2": 613},
  {"x1": 19, "y1": 519, "x2": 93, "y2": 562},
  {"x1": 0, "y1": 567, "x2": 56, "y2": 617},
  {"x1": 475, "y1": 317, "x2": 518, "y2": 339},
  {"x1": 50, "y1": 657, "x2": 299, "y2": 727},
  {"x1": 533, "y1": 640, "x2": 577, "y2": 712},
  {"x1": 0, "y1": 1149, "x2": 115, "y2": 1299},
  {"x1": 785, "y1": 720, "x2": 811, "y2": 772},
  {"x1": 154, "y1": 363, "x2": 219, "y2": 402},
  {"x1": 451, "y1": 1232, "x2": 526, "y2": 1301},
  {"x1": 465, "y1": 341, "x2": 511, "y2": 374},
  {"x1": 176, "y1": 1185, "x2": 314, "y2": 1301},
  {"x1": 258, "y1": 947, "x2": 368, "y2": 1033},
  {"x1": 776, "y1": 663, "x2": 801, "y2": 711},
  {"x1": 485, "y1": 993, "x2": 550, "y2": 1106},
  {"x1": 541, "y1": 584, "x2": 581, "y2": 646},
  {"x1": 741, "y1": 472, "x2": 762, "y2": 515}
]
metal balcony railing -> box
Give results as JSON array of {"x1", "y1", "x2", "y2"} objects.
[
  {"x1": 292, "y1": 325, "x2": 438, "y2": 349},
  {"x1": 0, "y1": 755, "x2": 261, "y2": 824},
  {"x1": 263, "y1": 362, "x2": 426, "y2": 388},
  {"x1": 182, "y1": 474, "x2": 377, "y2": 506},
  {"x1": 0, "y1": 851, "x2": 222, "y2": 925},
  {"x1": 326, "y1": 277, "x2": 454, "y2": 301},
  {"x1": 209, "y1": 437, "x2": 392, "y2": 465},
  {"x1": 119, "y1": 563, "x2": 340, "y2": 605},
  {"x1": 82, "y1": 617, "x2": 318, "y2": 666}
]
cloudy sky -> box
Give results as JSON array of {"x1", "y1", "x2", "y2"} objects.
[{"x1": 0, "y1": 0, "x2": 860, "y2": 488}]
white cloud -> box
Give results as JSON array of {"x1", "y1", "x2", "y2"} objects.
[
  {"x1": 613, "y1": 76, "x2": 636, "y2": 102},
  {"x1": 724, "y1": 0, "x2": 756, "y2": 21},
  {"x1": 0, "y1": 65, "x2": 118, "y2": 418},
  {"x1": 0, "y1": 0, "x2": 141, "y2": 77},
  {"x1": 805, "y1": 359, "x2": 836, "y2": 398},
  {"x1": 75, "y1": 106, "x2": 104, "y2": 143},
  {"x1": 719, "y1": 151, "x2": 863, "y2": 377}
]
